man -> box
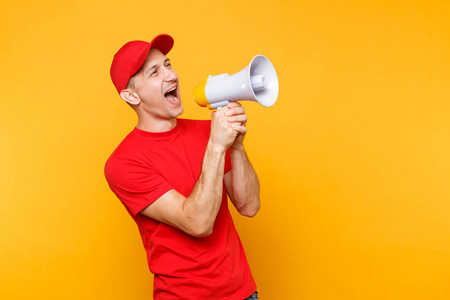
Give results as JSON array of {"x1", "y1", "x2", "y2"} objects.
[{"x1": 105, "y1": 34, "x2": 260, "y2": 300}]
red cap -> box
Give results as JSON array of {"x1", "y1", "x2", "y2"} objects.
[{"x1": 110, "y1": 34, "x2": 174, "y2": 93}]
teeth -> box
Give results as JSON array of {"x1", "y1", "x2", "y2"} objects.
[{"x1": 166, "y1": 87, "x2": 176, "y2": 94}]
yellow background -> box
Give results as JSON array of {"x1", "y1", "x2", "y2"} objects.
[{"x1": 1, "y1": 0, "x2": 449, "y2": 299}]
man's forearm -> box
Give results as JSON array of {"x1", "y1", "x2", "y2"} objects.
[
  {"x1": 229, "y1": 145, "x2": 261, "y2": 217},
  {"x1": 182, "y1": 140, "x2": 227, "y2": 236}
]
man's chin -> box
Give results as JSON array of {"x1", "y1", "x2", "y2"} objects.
[{"x1": 169, "y1": 106, "x2": 184, "y2": 118}]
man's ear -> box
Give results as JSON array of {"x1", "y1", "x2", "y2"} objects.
[{"x1": 120, "y1": 89, "x2": 141, "y2": 106}]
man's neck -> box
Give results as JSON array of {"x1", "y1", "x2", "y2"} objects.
[{"x1": 136, "y1": 117, "x2": 178, "y2": 133}]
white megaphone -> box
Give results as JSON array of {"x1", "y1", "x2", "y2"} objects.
[{"x1": 193, "y1": 55, "x2": 279, "y2": 109}]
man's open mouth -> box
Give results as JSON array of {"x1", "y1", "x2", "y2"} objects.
[{"x1": 164, "y1": 86, "x2": 179, "y2": 104}]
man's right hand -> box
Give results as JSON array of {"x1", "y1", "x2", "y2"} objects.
[{"x1": 210, "y1": 105, "x2": 244, "y2": 151}]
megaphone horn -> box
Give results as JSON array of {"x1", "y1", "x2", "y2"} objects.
[{"x1": 193, "y1": 55, "x2": 279, "y2": 110}]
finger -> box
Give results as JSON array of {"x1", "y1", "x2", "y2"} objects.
[
  {"x1": 231, "y1": 123, "x2": 248, "y2": 134},
  {"x1": 227, "y1": 114, "x2": 248, "y2": 124},
  {"x1": 225, "y1": 106, "x2": 245, "y2": 117},
  {"x1": 227, "y1": 101, "x2": 242, "y2": 108}
]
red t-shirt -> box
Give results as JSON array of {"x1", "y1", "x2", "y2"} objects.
[{"x1": 104, "y1": 119, "x2": 256, "y2": 299}]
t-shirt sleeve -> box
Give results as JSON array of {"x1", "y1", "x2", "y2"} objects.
[{"x1": 104, "y1": 156, "x2": 173, "y2": 216}]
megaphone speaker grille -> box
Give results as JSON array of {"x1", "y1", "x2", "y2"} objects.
[{"x1": 249, "y1": 55, "x2": 279, "y2": 107}]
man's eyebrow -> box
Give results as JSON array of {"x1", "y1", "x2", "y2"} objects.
[
  {"x1": 144, "y1": 63, "x2": 157, "y2": 75},
  {"x1": 144, "y1": 59, "x2": 171, "y2": 75}
]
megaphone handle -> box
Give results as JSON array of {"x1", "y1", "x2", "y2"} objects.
[{"x1": 211, "y1": 100, "x2": 230, "y2": 110}]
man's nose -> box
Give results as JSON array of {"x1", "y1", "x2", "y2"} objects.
[{"x1": 163, "y1": 67, "x2": 177, "y2": 81}]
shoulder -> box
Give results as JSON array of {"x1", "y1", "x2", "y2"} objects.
[{"x1": 104, "y1": 130, "x2": 147, "y2": 183}]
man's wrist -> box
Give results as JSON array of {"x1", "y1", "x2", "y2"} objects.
[
  {"x1": 207, "y1": 139, "x2": 228, "y2": 155},
  {"x1": 230, "y1": 143, "x2": 245, "y2": 152}
]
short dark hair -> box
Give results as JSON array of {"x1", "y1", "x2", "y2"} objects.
[{"x1": 125, "y1": 76, "x2": 136, "y2": 109}]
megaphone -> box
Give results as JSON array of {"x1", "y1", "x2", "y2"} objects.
[{"x1": 193, "y1": 55, "x2": 279, "y2": 109}]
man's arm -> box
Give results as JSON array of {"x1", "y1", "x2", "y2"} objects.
[
  {"x1": 223, "y1": 102, "x2": 261, "y2": 217},
  {"x1": 224, "y1": 147, "x2": 260, "y2": 217},
  {"x1": 140, "y1": 105, "x2": 246, "y2": 237}
]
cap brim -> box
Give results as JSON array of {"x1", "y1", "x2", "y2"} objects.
[{"x1": 150, "y1": 34, "x2": 174, "y2": 55}]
